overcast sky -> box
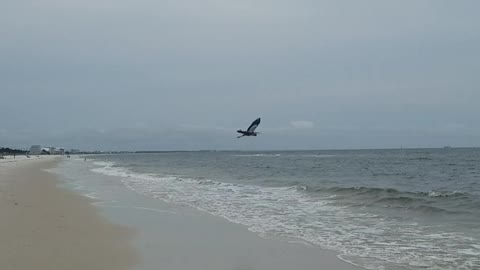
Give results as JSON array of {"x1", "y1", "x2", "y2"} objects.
[{"x1": 1, "y1": 1, "x2": 479, "y2": 151}]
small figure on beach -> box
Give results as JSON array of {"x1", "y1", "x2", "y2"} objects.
[
  {"x1": 237, "y1": 118, "x2": 261, "y2": 138},
  {"x1": 84, "y1": 157, "x2": 87, "y2": 161}
]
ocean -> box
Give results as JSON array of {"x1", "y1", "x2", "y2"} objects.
[{"x1": 76, "y1": 148, "x2": 479, "y2": 270}]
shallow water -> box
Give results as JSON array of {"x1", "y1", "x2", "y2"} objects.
[{"x1": 86, "y1": 148, "x2": 480, "y2": 270}]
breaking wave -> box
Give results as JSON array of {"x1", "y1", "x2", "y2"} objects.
[
  {"x1": 89, "y1": 160, "x2": 480, "y2": 270},
  {"x1": 298, "y1": 186, "x2": 475, "y2": 214}
]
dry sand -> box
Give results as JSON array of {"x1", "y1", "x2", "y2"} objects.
[{"x1": 0, "y1": 157, "x2": 138, "y2": 270}]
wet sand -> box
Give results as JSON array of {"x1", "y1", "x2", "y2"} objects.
[{"x1": 0, "y1": 157, "x2": 138, "y2": 270}]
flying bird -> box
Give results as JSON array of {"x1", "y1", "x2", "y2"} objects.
[{"x1": 237, "y1": 118, "x2": 261, "y2": 138}]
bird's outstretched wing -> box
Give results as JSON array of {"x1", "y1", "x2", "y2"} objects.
[{"x1": 247, "y1": 118, "x2": 261, "y2": 132}]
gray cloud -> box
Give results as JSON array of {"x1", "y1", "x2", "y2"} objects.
[
  {"x1": 290, "y1": 120, "x2": 314, "y2": 129},
  {"x1": 1, "y1": 1, "x2": 479, "y2": 150}
]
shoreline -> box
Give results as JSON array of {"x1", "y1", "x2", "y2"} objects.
[
  {"x1": 1, "y1": 156, "x2": 363, "y2": 270},
  {"x1": 0, "y1": 157, "x2": 138, "y2": 270},
  {"x1": 52, "y1": 157, "x2": 362, "y2": 270}
]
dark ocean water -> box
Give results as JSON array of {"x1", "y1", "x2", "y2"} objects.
[{"x1": 88, "y1": 148, "x2": 480, "y2": 270}]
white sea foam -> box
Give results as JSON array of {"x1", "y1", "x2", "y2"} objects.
[
  {"x1": 427, "y1": 191, "x2": 464, "y2": 197},
  {"x1": 89, "y1": 160, "x2": 480, "y2": 270},
  {"x1": 233, "y1": 154, "x2": 282, "y2": 157},
  {"x1": 92, "y1": 161, "x2": 116, "y2": 167},
  {"x1": 233, "y1": 153, "x2": 336, "y2": 158},
  {"x1": 297, "y1": 154, "x2": 337, "y2": 158},
  {"x1": 83, "y1": 192, "x2": 99, "y2": 199}
]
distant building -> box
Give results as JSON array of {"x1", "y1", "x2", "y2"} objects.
[
  {"x1": 45, "y1": 147, "x2": 65, "y2": 155},
  {"x1": 70, "y1": 149, "x2": 80, "y2": 154},
  {"x1": 29, "y1": 145, "x2": 42, "y2": 155}
]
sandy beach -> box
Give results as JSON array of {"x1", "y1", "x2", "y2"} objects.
[
  {"x1": 0, "y1": 157, "x2": 138, "y2": 270},
  {"x1": 1, "y1": 156, "x2": 361, "y2": 270}
]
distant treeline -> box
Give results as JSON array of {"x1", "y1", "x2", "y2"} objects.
[{"x1": 1, "y1": 147, "x2": 28, "y2": 155}]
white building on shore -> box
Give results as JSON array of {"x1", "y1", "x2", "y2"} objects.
[
  {"x1": 53, "y1": 148, "x2": 65, "y2": 155},
  {"x1": 28, "y1": 145, "x2": 42, "y2": 155},
  {"x1": 28, "y1": 145, "x2": 66, "y2": 155},
  {"x1": 46, "y1": 147, "x2": 65, "y2": 155}
]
